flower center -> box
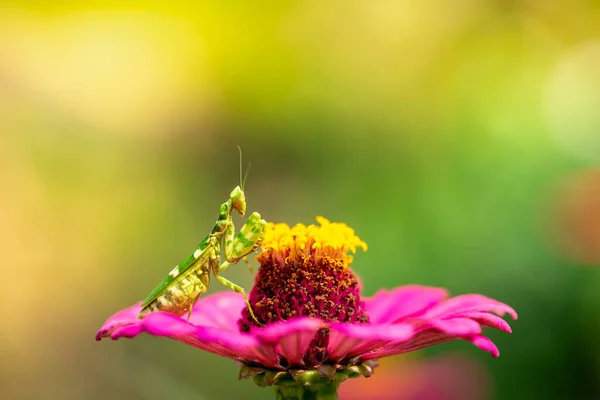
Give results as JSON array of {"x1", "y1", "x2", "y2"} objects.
[{"x1": 238, "y1": 217, "x2": 369, "y2": 367}]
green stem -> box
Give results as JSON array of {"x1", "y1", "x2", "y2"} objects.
[{"x1": 274, "y1": 381, "x2": 339, "y2": 400}]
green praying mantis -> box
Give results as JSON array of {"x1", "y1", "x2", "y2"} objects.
[{"x1": 138, "y1": 148, "x2": 267, "y2": 323}]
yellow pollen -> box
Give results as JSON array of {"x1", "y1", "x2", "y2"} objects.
[{"x1": 260, "y1": 217, "x2": 367, "y2": 266}]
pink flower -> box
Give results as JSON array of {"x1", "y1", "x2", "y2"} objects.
[
  {"x1": 97, "y1": 285, "x2": 516, "y2": 367},
  {"x1": 97, "y1": 218, "x2": 516, "y2": 397}
]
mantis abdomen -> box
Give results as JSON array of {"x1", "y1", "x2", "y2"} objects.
[{"x1": 138, "y1": 267, "x2": 211, "y2": 318}]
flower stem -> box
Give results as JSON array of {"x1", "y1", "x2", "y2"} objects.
[{"x1": 273, "y1": 381, "x2": 339, "y2": 400}]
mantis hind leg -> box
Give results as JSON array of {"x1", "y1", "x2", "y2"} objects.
[
  {"x1": 186, "y1": 291, "x2": 201, "y2": 321},
  {"x1": 215, "y1": 274, "x2": 260, "y2": 325},
  {"x1": 185, "y1": 277, "x2": 209, "y2": 321}
]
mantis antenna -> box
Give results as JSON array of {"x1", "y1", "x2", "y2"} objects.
[
  {"x1": 237, "y1": 145, "x2": 251, "y2": 191},
  {"x1": 243, "y1": 162, "x2": 251, "y2": 190},
  {"x1": 237, "y1": 145, "x2": 243, "y2": 189}
]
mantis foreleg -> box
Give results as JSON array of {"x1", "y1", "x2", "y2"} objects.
[{"x1": 223, "y1": 212, "x2": 267, "y2": 263}]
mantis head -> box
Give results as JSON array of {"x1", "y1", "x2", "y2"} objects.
[{"x1": 230, "y1": 186, "x2": 246, "y2": 216}]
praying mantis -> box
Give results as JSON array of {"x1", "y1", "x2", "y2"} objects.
[{"x1": 138, "y1": 149, "x2": 267, "y2": 323}]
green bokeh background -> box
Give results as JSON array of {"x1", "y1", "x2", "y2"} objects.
[{"x1": 2, "y1": 1, "x2": 600, "y2": 399}]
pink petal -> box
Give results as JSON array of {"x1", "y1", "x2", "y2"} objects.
[
  {"x1": 425, "y1": 294, "x2": 518, "y2": 320},
  {"x1": 182, "y1": 335, "x2": 244, "y2": 359},
  {"x1": 470, "y1": 335, "x2": 500, "y2": 357},
  {"x1": 365, "y1": 286, "x2": 449, "y2": 324},
  {"x1": 326, "y1": 330, "x2": 363, "y2": 363},
  {"x1": 457, "y1": 311, "x2": 513, "y2": 333},
  {"x1": 110, "y1": 323, "x2": 143, "y2": 339},
  {"x1": 327, "y1": 322, "x2": 414, "y2": 362},
  {"x1": 95, "y1": 302, "x2": 142, "y2": 340},
  {"x1": 252, "y1": 318, "x2": 325, "y2": 367},
  {"x1": 331, "y1": 322, "x2": 414, "y2": 341},
  {"x1": 141, "y1": 312, "x2": 198, "y2": 336},
  {"x1": 359, "y1": 331, "x2": 453, "y2": 360},
  {"x1": 187, "y1": 291, "x2": 246, "y2": 331},
  {"x1": 253, "y1": 317, "x2": 325, "y2": 343},
  {"x1": 425, "y1": 317, "x2": 483, "y2": 337},
  {"x1": 96, "y1": 296, "x2": 268, "y2": 362},
  {"x1": 240, "y1": 345, "x2": 281, "y2": 369},
  {"x1": 277, "y1": 333, "x2": 317, "y2": 367}
]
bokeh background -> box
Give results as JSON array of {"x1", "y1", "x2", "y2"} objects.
[{"x1": 2, "y1": 1, "x2": 600, "y2": 399}]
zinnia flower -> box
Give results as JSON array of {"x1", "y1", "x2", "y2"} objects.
[{"x1": 97, "y1": 217, "x2": 517, "y2": 399}]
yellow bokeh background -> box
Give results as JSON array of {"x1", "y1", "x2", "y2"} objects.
[{"x1": 2, "y1": 1, "x2": 600, "y2": 399}]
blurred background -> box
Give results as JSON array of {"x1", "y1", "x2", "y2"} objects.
[{"x1": 1, "y1": 1, "x2": 600, "y2": 399}]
